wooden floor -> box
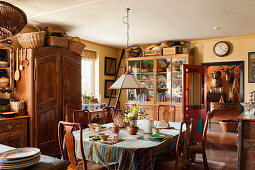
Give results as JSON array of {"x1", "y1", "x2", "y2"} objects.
[{"x1": 190, "y1": 130, "x2": 237, "y2": 170}]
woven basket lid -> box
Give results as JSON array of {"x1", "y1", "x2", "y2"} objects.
[{"x1": 0, "y1": 1, "x2": 27, "y2": 42}]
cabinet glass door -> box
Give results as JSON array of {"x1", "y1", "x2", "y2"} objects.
[
  {"x1": 128, "y1": 59, "x2": 154, "y2": 102},
  {"x1": 140, "y1": 59, "x2": 154, "y2": 102},
  {"x1": 128, "y1": 60, "x2": 140, "y2": 101},
  {"x1": 157, "y1": 58, "x2": 171, "y2": 102},
  {"x1": 172, "y1": 57, "x2": 187, "y2": 102}
]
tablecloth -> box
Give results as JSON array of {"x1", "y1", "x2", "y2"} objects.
[{"x1": 73, "y1": 121, "x2": 184, "y2": 170}]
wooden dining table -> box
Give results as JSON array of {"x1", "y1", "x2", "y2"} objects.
[{"x1": 72, "y1": 121, "x2": 184, "y2": 170}]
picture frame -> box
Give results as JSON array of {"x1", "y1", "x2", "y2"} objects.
[
  {"x1": 104, "y1": 80, "x2": 116, "y2": 98},
  {"x1": 248, "y1": 52, "x2": 255, "y2": 83},
  {"x1": 105, "y1": 57, "x2": 117, "y2": 76}
]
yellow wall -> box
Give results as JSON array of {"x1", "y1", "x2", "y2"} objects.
[{"x1": 190, "y1": 35, "x2": 255, "y2": 102}]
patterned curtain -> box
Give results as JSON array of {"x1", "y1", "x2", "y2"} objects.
[{"x1": 81, "y1": 49, "x2": 97, "y2": 60}]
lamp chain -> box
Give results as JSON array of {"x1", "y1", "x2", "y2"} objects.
[{"x1": 123, "y1": 8, "x2": 130, "y2": 48}]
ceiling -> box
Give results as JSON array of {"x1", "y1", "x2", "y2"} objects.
[{"x1": 4, "y1": 0, "x2": 255, "y2": 48}]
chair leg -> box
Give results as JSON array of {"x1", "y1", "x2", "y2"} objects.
[{"x1": 202, "y1": 151, "x2": 209, "y2": 170}]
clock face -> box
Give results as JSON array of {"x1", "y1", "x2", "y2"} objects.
[{"x1": 213, "y1": 41, "x2": 229, "y2": 57}]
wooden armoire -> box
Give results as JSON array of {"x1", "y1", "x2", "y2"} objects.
[{"x1": 14, "y1": 47, "x2": 81, "y2": 155}]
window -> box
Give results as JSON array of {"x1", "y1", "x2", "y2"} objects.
[{"x1": 81, "y1": 59, "x2": 94, "y2": 95}]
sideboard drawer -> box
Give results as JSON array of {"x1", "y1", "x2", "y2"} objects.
[
  {"x1": 0, "y1": 116, "x2": 28, "y2": 147},
  {"x1": 0, "y1": 131, "x2": 27, "y2": 148},
  {"x1": 0, "y1": 118, "x2": 26, "y2": 134}
]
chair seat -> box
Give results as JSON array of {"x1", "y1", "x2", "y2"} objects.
[
  {"x1": 190, "y1": 143, "x2": 203, "y2": 152},
  {"x1": 155, "y1": 152, "x2": 176, "y2": 168},
  {"x1": 77, "y1": 160, "x2": 107, "y2": 170}
]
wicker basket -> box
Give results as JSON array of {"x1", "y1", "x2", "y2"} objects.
[
  {"x1": 126, "y1": 46, "x2": 142, "y2": 58},
  {"x1": 43, "y1": 26, "x2": 64, "y2": 37},
  {"x1": 0, "y1": 61, "x2": 9, "y2": 68},
  {"x1": 0, "y1": 1, "x2": 27, "y2": 42},
  {"x1": 68, "y1": 37, "x2": 86, "y2": 55},
  {"x1": 0, "y1": 77, "x2": 9, "y2": 88},
  {"x1": 17, "y1": 25, "x2": 45, "y2": 48},
  {"x1": 182, "y1": 47, "x2": 195, "y2": 54},
  {"x1": 46, "y1": 36, "x2": 68, "y2": 48},
  {"x1": 10, "y1": 100, "x2": 25, "y2": 112}
]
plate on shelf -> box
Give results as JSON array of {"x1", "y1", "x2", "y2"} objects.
[
  {"x1": 157, "y1": 75, "x2": 166, "y2": 81},
  {"x1": 157, "y1": 60, "x2": 167, "y2": 68},
  {"x1": 0, "y1": 112, "x2": 16, "y2": 118}
]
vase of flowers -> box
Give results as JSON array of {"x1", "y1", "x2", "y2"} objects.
[{"x1": 125, "y1": 105, "x2": 146, "y2": 135}]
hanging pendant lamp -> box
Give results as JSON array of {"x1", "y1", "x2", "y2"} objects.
[
  {"x1": 0, "y1": 1, "x2": 27, "y2": 42},
  {"x1": 109, "y1": 8, "x2": 145, "y2": 90}
]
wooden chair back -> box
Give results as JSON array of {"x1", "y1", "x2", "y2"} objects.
[
  {"x1": 103, "y1": 106, "x2": 115, "y2": 123},
  {"x1": 73, "y1": 110, "x2": 91, "y2": 129},
  {"x1": 158, "y1": 105, "x2": 176, "y2": 122},
  {"x1": 175, "y1": 119, "x2": 193, "y2": 170},
  {"x1": 58, "y1": 121, "x2": 87, "y2": 170}
]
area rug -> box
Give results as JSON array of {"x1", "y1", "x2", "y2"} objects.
[{"x1": 192, "y1": 158, "x2": 226, "y2": 170}]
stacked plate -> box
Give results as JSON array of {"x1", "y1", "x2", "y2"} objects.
[{"x1": 0, "y1": 147, "x2": 40, "y2": 169}]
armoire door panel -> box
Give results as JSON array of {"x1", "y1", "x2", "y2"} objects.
[
  {"x1": 34, "y1": 52, "x2": 62, "y2": 155},
  {"x1": 62, "y1": 52, "x2": 81, "y2": 122}
]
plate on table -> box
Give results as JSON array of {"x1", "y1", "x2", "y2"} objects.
[
  {"x1": 150, "y1": 134, "x2": 165, "y2": 139},
  {"x1": 89, "y1": 135, "x2": 101, "y2": 140},
  {"x1": 0, "y1": 148, "x2": 40, "y2": 160}
]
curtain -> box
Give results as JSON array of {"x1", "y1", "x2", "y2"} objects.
[{"x1": 81, "y1": 49, "x2": 97, "y2": 60}]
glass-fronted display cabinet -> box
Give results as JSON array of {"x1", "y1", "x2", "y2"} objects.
[{"x1": 127, "y1": 54, "x2": 189, "y2": 104}]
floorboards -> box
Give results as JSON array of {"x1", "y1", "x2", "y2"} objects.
[{"x1": 190, "y1": 130, "x2": 237, "y2": 170}]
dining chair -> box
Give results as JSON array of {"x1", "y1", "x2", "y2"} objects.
[
  {"x1": 190, "y1": 114, "x2": 209, "y2": 170},
  {"x1": 73, "y1": 110, "x2": 91, "y2": 129},
  {"x1": 103, "y1": 106, "x2": 115, "y2": 123},
  {"x1": 154, "y1": 119, "x2": 193, "y2": 170},
  {"x1": 58, "y1": 121, "x2": 107, "y2": 170},
  {"x1": 157, "y1": 105, "x2": 176, "y2": 122}
]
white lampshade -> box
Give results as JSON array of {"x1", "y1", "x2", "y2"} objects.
[{"x1": 109, "y1": 71, "x2": 146, "y2": 89}]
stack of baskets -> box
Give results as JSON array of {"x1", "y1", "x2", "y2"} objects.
[
  {"x1": 43, "y1": 26, "x2": 68, "y2": 48},
  {"x1": 17, "y1": 25, "x2": 86, "y2": 55}
]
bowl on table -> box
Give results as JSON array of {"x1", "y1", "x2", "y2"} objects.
[
  {"x1": 88, "y1": 123, "x2": 98, "y2": 130},
  {"x1": 110, "y1": 125, "x2": 120, "y2": 133},
  {"x1": 98, "y1": 133, "x2": 109, "y2": 141}
]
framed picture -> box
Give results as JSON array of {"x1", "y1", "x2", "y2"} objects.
[
  {"x1": 248, "y1": 52, "x2": 255, "y2": 83},
  {"x1": 105, "y1": 57, "x2": 117, "y2": 76},
  {"x1": 104, "y1": 80, "x2": 116, "y2": 98}
]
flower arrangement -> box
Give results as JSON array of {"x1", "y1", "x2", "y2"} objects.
[
  {"x1": 125, "y1": 105, "x2": 146, "y2": 124},
  {"x1": 82, "y1": 91, "x2": 98, "y2": 104}
]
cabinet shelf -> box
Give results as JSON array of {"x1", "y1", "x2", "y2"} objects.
[
  {"x1": 131, "y1": 72, "x2": 154, "y2": 75},
  {"x1": 0, "y1": 67, "x2": 10, "y2": 70}
]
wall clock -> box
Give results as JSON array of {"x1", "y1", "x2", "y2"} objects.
[{"x1": 213, "y1": 41, "x2": 230, "y2": 57}]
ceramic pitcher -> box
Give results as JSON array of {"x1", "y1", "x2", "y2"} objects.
[{"x1": 143, "y1": 119, "x2": 154, "y2": 133}]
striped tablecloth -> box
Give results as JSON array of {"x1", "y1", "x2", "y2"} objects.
[{"x1": 73, "y1": 121, "x2": 184, "y2": 170}]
